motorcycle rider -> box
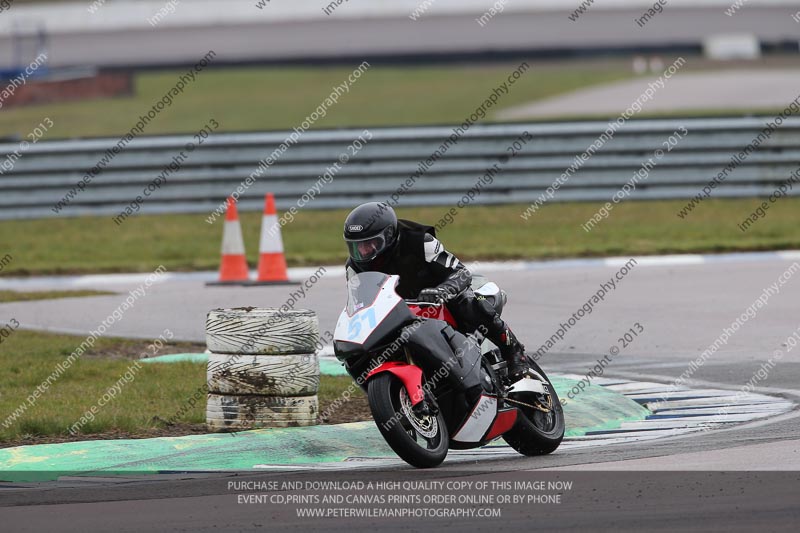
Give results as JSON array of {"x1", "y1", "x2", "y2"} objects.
[{"x1": 343, "y1": 202, "x2": 529, "y2": 379}]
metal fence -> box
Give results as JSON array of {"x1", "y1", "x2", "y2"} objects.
[{"x1": 1, "y1": 116, "x2": 798, "y2": 220}]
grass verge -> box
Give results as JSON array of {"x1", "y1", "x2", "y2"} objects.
[
  {"x1": 0, "y1": 290, "x2": 115, "y2": 303},
  {"x1": 0, "y1": 330, "x2": 363, "y2": 447},
  {"x1": 0, "y1": 62, "x2": 633, "y2": 140},
  {"x1": 1, "y1": 198, "x2": 799, "y2": 276}
]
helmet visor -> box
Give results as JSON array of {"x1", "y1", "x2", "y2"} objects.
[{"x1": 346, "y1": 226, "x2": 394, "y2": 263}]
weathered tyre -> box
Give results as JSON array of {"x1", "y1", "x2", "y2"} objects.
[
  {"x1": 206, "y1": 308, "x2": 319, "y2": 355},
  {"x1": 207, "y1": 352, "x2": 319, "y2": 396},
  {"x1": 206, "y1": 393, "x2": 318, "y2": 430}
]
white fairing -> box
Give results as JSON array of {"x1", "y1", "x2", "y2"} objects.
[
  {"x1": 452, "y1": 395, "x2": 498, "y2": 443},
  {"x1": 334, "y1": 275, "x2": 403, "y2": 345},
  {"x1": 508, "y1": 377, "x2": 547, "y2": 395},
  {"x1": 474, "y1": 281, "x2": 501, "y2": 297}
]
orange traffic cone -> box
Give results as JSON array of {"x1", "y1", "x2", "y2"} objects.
[
  {"x1": 206, "y1": 197, "x2": 250, "y2": 286},
  {"x1": 249, "y1": 193, "x2": 296, "y2": 285}
]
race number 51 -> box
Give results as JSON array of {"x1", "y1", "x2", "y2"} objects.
[{"x1": 347, "y1": 307, "x2": 377, "y2": 341}]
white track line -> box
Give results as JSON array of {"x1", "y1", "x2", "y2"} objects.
[
  {"x1": 3, "y1": 250, "x2": 799, "y2": 290},
  {"x1": 252, "y1": 376, "x2": 795, "y2": 470}
]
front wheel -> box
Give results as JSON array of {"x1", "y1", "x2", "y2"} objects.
[
  {"x1": 367, "y1": 373, "x2": 448, "y2": 468},
  {"x1": 502, "y1": 360, "x2": 565, "y2": 456}
]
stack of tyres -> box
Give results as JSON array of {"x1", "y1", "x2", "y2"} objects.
[{"x1": 204, "y1": 308, "x2": 320, "y2": 430}]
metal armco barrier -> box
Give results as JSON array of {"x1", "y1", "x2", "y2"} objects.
[{"x1": 1, "y1": 116, "x2": 798, "y2": 220}]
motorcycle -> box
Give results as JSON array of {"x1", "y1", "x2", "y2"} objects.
[{"x1": 333, "y1": 272, "x2": 564, "y2": 468}]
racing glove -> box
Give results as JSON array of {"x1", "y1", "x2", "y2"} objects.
[{"x1": 417, "y1": 287, "x2": 450, "y2": 304}]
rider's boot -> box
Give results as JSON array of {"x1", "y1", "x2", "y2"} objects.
[
  {"x1": 497, "y1": 327, "x2": 528, "y2": 381},
  {"x1": 450, "y1": 291, "x2": 529, "y2": 380},
  {"x1": 483, "y1": 311, "x2": 528, "y2": 380}
]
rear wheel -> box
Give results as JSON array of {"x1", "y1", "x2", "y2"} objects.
[
  {"x1": 367, "y1": 373, "x2": 448, "y2": 468},
  {"x1": 502, "y1": 361, "x2": 564, "y2": 456}
]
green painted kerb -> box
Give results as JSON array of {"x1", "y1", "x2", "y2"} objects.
[
  {"x1": 141, "y1": 353, "x2": 349, "y2": 376},
  {"x1": 141, "y1": 353, "x2": 208, "y2": 364},
  {"x1": 552, "y1": 377, "x2": 650, "y2": 438},
  {"x1": 0, "y1": 377, "x2": 648, "y2": 482}
]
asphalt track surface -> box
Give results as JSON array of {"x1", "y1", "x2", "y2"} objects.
[
  {"x1": 1, "y1": 6, "x2": 798, "y2": 68},
  {"x1": 1, "y1": 253, "x2": 800, "y2": 530},
  {"x1": 4, "y1": 4, "x2": 800, "y2": 527},
  {"x1": 497, "y1": 69, "x2": 800, "y2": 119}
]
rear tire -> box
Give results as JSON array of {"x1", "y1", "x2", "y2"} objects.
[
  {"x1": 502, "y1": 361, "x2": 564, "y2": 456},
  {"x1": 367, "y1": 373, "x2": 448, "y2": 468}
]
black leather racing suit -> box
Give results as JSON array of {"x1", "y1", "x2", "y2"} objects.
[{"x1": 345, "y1": 219, "x2": 525, "y2": 363}]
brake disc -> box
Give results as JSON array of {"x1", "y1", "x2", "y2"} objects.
[{"x1": 399, "y1": 388, "x2": 439, "y2": 439}]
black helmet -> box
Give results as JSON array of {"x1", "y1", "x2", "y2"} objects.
[{"x1": 344, "y1": 202, "x2": 398, "y2": 267}]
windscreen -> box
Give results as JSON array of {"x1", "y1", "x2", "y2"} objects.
[{"x1": 345, "y1": 271, "x2": 393, "y2": 316}]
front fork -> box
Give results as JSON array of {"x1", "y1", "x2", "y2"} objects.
[
  {"x1": 365, "y1": 360, "x2": 438, "y2": 416},
  {"x1": 366, "y1": 361, "x2": 425, "y2": 405}
]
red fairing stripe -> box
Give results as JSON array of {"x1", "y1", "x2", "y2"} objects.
[
  {"x1": 483, "y1": 408, "x2": 518, "y2": 441},
  {"x1": 366, "y1": 361, "x2": 425, "y2": 405},
  {"x1": 408, "y1": 304, "x2": 458, "y2": 328}
]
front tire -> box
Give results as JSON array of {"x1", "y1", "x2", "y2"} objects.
[
  {"x1": 502, "y1": 360, "x2": 564, "y2": 456},
  {"x1": 367, "y1": 373, "x2": 448, "y2": 468}
]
